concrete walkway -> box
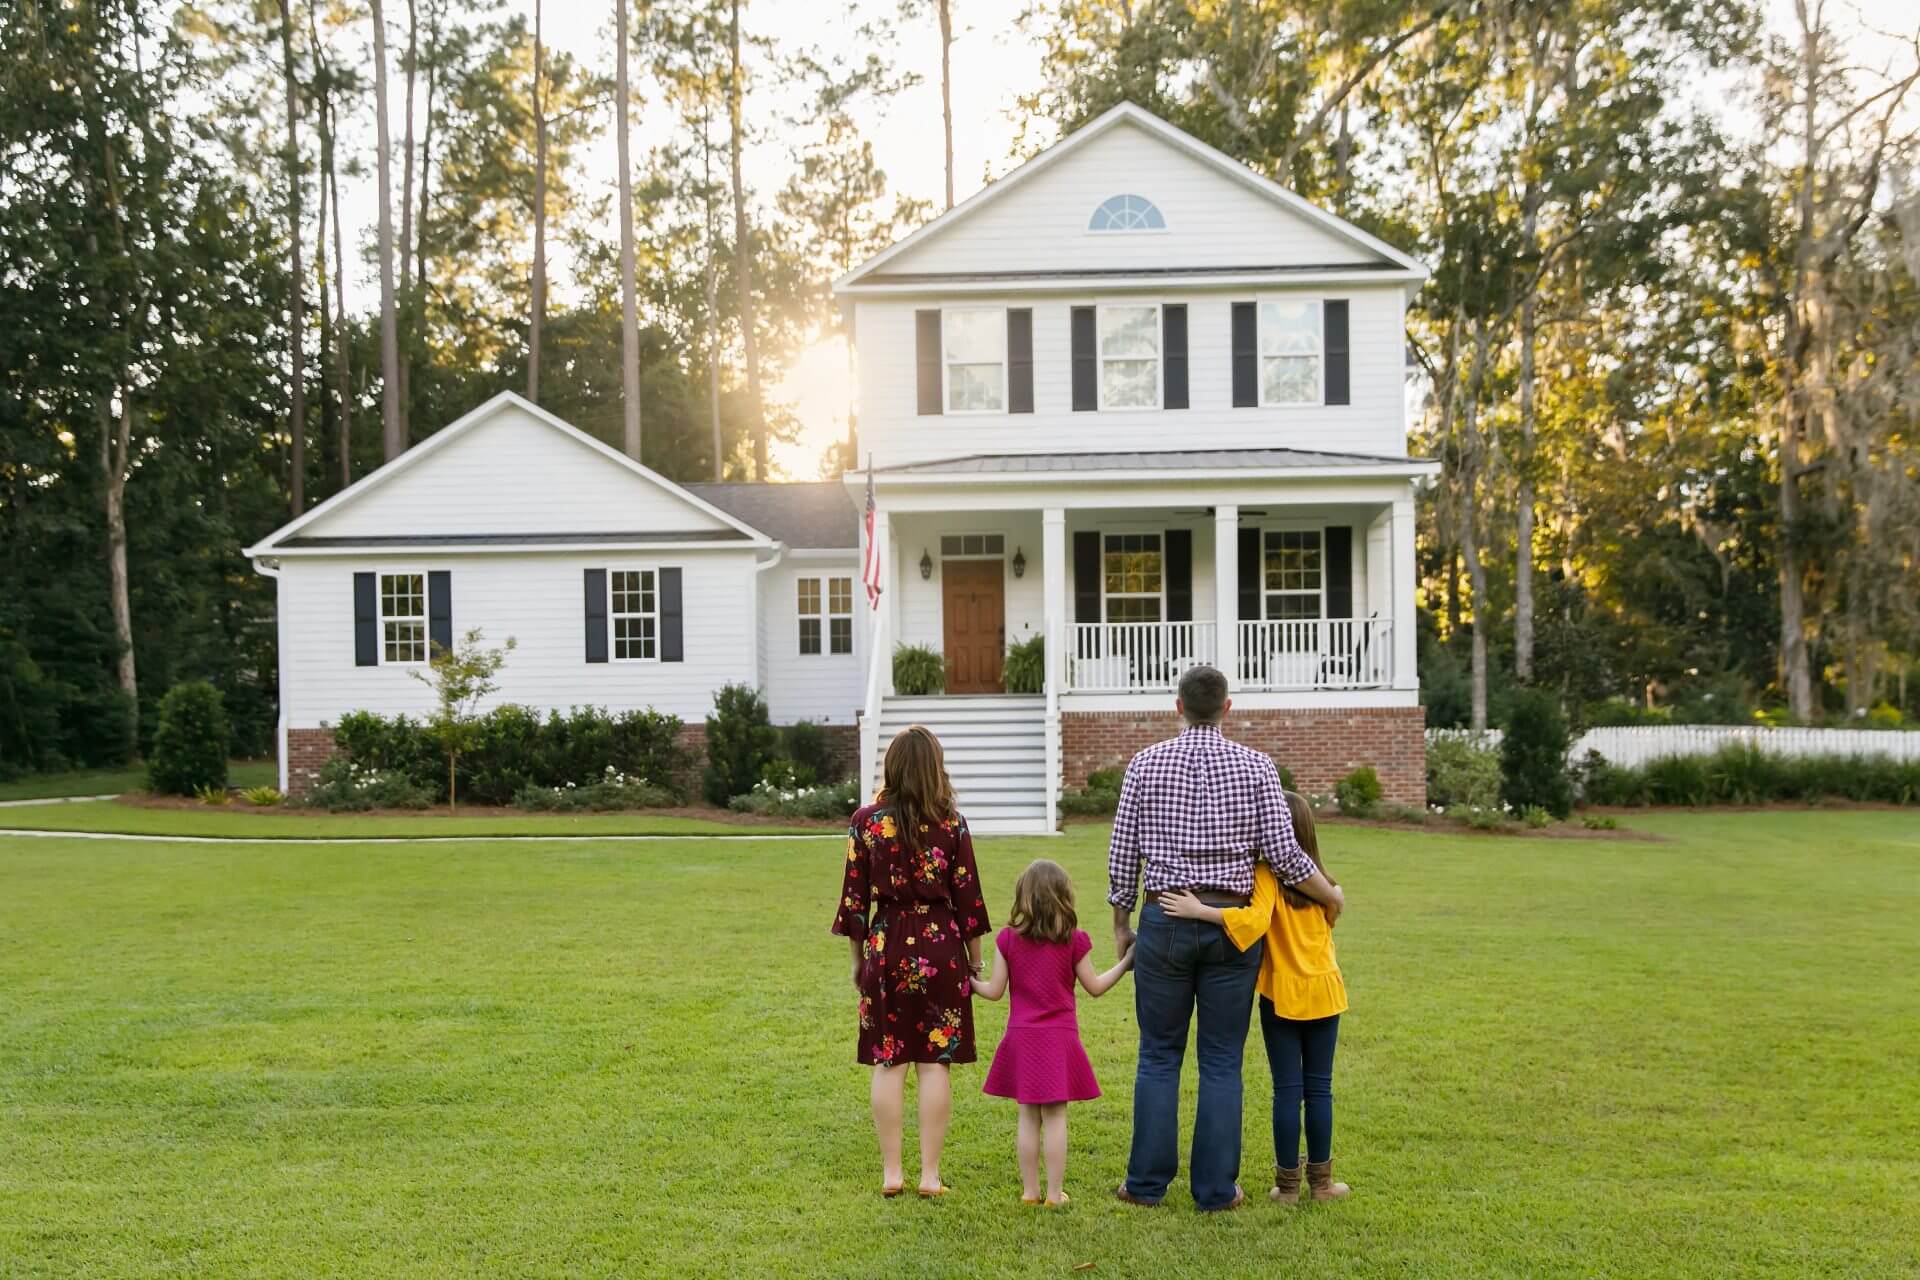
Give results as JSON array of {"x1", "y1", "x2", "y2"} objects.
[
  {"x1": 0, "y1": 793, "x2": 120, "y2": 809},
  {"x1": 0, "y1": 826, "x2": 837, "y2": 845}
]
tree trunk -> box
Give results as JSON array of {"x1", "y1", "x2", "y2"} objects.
[
  {"x1": 938, "y1": 0, "x2": 954, "y2": 210},
  {"x1": 528, "y1": 0, "x2": 547, "y2": 404},
  {"x1": 328, "y1": 96, "x2": 353, "y2": 486},
  {"x1": 100, "y1": 397, "x2": 136, "y2": 718},
  {"x1": 703, "y1": 105, "x2": 724, "y2": 480},
  {"x1": 415, "y1": 39, "x2": 437, "y2": 295},
  {"x1": 278, "y1": 0, "x2": 307, "y2": 517},
  {"x1": 370, "y1": 0, "x2": 403, "y2": 459},
  {"x1": 399, "y1": 0, "x2": 418, "y2": 289},
  {"x1": 1459, "y1": 324, "x2": 1493, "y2": 732},
  {"x1": 1514, "y1": 189, "x2": 1540, "y2": 682},
  {"x1": 1779, "y1": 3, "x2": 1821, "y2": 721},
  {"x1": 728, "y1": 0, "x2": 766, "y2": 479},
  {"x1": 313, "y1": 84, "x2": 335, "y2": 492},
  {"x1": 615, "y1": 0, "x2": 642, "y2": 461}
]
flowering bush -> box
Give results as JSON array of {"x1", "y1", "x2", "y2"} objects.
[
  {"x1": 727, "y1": 776, "x2": 859, "y2": 819},
  {"x1": 1426, "y1": 733, "x2": 1503, "y2": 810},
  {"x1": 299, "y1": 757, "x2": 432, "y2": 811},
  {"x1": 513, "y1": 766, "x2": 676, "y2": 811}
]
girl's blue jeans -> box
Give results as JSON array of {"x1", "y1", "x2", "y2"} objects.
[{"x1": 1258, "y1": 1002, "x2": 1340, "y2": 1167}]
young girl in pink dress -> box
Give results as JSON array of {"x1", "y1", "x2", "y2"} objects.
[{"x1": 972, "y1": 859, "x2": 1134, "y2": 1206}]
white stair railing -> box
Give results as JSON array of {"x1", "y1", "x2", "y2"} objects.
[{"x1": 1044, "y1": 615, "x2": 1060, "y2": 831}]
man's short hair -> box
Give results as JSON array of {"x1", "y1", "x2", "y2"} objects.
[{"x1": 1178, "y1": 665, "x2": 1228, "y2": 723}]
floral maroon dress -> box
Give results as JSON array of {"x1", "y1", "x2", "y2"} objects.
[{"x1": 832, "y1": 801, "x2": 991, "y2": 1066}]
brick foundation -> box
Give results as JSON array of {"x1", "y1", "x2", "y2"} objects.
[
  {"x1": 816, "y1": 724, "x2": 860, "y2": 782},
  {"x1": 285, "y1": 727, "x2": 340, "y2": 796},
  {"x1": 1060, "y1": 705, "x2": 1427, "y2": 806}
]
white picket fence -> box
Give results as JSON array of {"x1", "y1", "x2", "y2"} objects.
[{"x1": 1428, "y1": 724, "x2": 1920, "y2": 767}]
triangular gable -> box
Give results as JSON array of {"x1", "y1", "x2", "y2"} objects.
[
  {"x1": 246, "y1": 392, "x2": 772, "y2": 554},
  {"x1": 836, "y1": 102, "x2": 1425, "y2": 289}
]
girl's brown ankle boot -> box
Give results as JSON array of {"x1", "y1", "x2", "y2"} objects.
[
  {"x1": 1305, "y1": 1159, "x2": 1350, "y2": 1201},
  {"x1": 1270, "y1": 1163, "x2": 1303, "y2": 1203}
]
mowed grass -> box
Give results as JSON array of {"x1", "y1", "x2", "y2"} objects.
[
  {"x1": 1, "y1": 813, "x2": 1916, "y2": 1278},
  {"x1": 0, "y1": 760, "x2": 275, "y2": 803},
  {"x1": 0, "y1": 799, "x2": 824, "y2": 839}
]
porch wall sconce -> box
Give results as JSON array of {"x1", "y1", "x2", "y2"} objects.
[
  {"x1": 1011, "y1": 548, "x2": 1027, "y2": 578},
  {"x1": 919, "y1": 550, "x2": 934, "y2": 580}
]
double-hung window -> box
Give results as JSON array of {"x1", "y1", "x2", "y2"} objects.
[
  {"x1": 1098, "y1": 305, "x2": 1160, "y2": 409},
  {"x1": 380, "y1": 573, "x2": 427, "y2": 664},
  {"x1": 1259, "y1": 300, "x2": 1323, "y2": 405},
  {"x1": 944, "y1": 309, "x2": 1005, "y2": 412},
  {"x1": 798, "y1": 575, "x2": 853, "y2": 656},
  {"x1": 1102, "y1": 533, "x2": 1163, "y2": 624},
  {"x1": 610, "y1": 569, "x2": 659, "y2": 661},
  {"x1": 1262, "y1": 530, "x2": 1324, "y2": 622}
]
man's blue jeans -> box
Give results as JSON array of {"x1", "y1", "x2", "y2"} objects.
[{"x1": 1124, "y1": 901, "x2": 1264, "y2": 1209}]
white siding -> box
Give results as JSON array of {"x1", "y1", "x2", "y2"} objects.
[
  {"x1": 761, "y1": 557, "x2": 866, "y2": 725},
  {"x1": 855, "y1": 286, "x2": 1408, "y2": 468},
  {"x1": 275, "y1": 550, "x2": 758, "y2": 727},
  {"x1": 300, "y1": 405, "x2": 734, "y2": 539},
  {"x1": 882, "y1": 121, "x2": 1374, "y2": 277}
]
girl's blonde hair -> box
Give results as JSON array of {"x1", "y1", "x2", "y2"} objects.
[
  {"x1": 1008, "y1": 858, "x2": 1076, "y2": 944},
  {"x1": 1279, "y1": 789, "x2": 1336, "y2": 909},
  {"x1": 881, "y1": 725, "x2": 956, "y2": 855}
]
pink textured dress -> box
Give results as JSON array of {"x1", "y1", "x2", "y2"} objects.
[{"x1": 981, "y1": 927, "x2": 1102, "y2": 1104}]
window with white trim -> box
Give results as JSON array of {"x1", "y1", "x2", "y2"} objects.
[
  {"x1": 1259, "y1": 299, "x2": 1323, "y2": 405},
  {"x1": 380, "y1": 573, "x2": 427, "y2": 664},
  {"x1": 797, "y1": 575, "x2": 854, "y2": 656},
  {"x1": 610, "y1": 569, "x2": 659, "y2": 661},
  {"x1": 1089, "y1": 194, "x2": 1165, "y2": 231},
  {"x1": 1098, "y1": 305, "x2": 1160, "y2": 409},
  {"x1": 1102, "y1": 532, "x2": 1163, "y2": 624},
  {"x1": 1262, "y1": 530, "x2": 1324, "y2": 620},
  {"x1": 943, "y1": 308, "x2": 1005, "y2": 412}
]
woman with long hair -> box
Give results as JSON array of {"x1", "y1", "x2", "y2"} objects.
[{"x1": 830, "y1": 725, "x2": 991, "y2": 1197}]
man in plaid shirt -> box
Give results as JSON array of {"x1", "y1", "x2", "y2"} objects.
[{"x1": 1109, "y1": 665, "x2": 1345, "y2": 1211}]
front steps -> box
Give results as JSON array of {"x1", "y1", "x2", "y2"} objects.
[{"x1": 871, "y1": 695, "x2": 1053, "y2": 835}]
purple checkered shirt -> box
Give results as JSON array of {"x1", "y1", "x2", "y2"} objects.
[{"x1": 1106, "y1": 723, "x2": 1316, "y2": 910}]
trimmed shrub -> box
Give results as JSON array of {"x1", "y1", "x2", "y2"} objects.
[
  {"x1": 1003, "y1": 634, "x2": 1045, "y2": 695},
  {"x1": 1426, "y1": 734, "x2": 1502, "y2": 810},
  {"x1": 299, "y1": 757, "x2": 432, "y2": 810},
  {"x1": 705, "y1": 684, "x2": 778, "y2": 806},
  {"x1": 1059, "y1": 788, "x2": 1118, "y2": 816},
  {"x1": 728, "y1": 777, "x2": 860, "y2": 820},
  {"x1": 1334, "y1": 765, "x2": 1382, "y2": 817},
  {"x1": 1586, "y1": 746, "x2": 1920, "y2": 807},
  {"x1": 334, "y1": 710, "x2": 440, "y2": 787},
  {"x1": 892, "y1": 644, "x2": 945, "y2": 695},
  {"x1": 514, "y1": 767, "x2": 676, "y2": 811},
  {"x1": 1272, "y1": 761, "x2": 1298, "y2": 792},
  {"x1": 774, "y1": 720, "x2": 845, "y2": 785},
  {"x1": 1086, "y1": 767, "x2": 1124, "y2": 793},
  {"x1": 147, "y1": 681, "x2": 230, "y2": 796},
  {"x1": 1521, "y1": 804, "x2": 1553, "y2": 829},
  {"x1": 1500, "y1": 690, "x2": 1574, "y2": 819}
]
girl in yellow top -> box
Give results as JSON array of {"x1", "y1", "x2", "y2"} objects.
[{"x1": 1161, "y1": 790, "x2": 1350, "y2": 1203}]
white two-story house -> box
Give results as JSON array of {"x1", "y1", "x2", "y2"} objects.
[{"x1": 246, "y1": 102, "x2": 1435, "y2": 832}]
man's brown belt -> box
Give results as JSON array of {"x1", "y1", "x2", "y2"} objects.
[{"x1": 1142, "y1": 889, "x2": 1251, "y2": 909}]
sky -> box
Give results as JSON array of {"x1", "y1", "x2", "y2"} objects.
[{"x1": 325, "y1": 0, "x2": 1919, "y2": 478}]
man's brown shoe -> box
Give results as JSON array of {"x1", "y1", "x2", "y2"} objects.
[
  {"x1": 1271, "y1": 1163, "x2": 1303, "y2": 1203},
  {"x1": 1199, "y1": 1185, "x2": 1246, "y2": 1212},
  {"x1": 1114, "y1": 1184, "x2": 1161, "y2": 1207},
  {"x1": 1305, "y1": 1160, "x2": 1350, "y2": 1201}
]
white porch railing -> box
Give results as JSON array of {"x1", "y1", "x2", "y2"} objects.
[
  {"x1": 1065, "y1": 621, "x2": 1217, "y2": 693},
  {"x1": 1235, "y1": 618, "x2": 1393, "y2": 691}
]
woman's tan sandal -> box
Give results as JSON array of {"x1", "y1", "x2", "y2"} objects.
[
  {"x1": 1304, "y1": 1160, "x2": 1350, "y2": 1201},
  {"x1": 1271, "y1": 1163, "x2": 1304, "y2": 1203}
]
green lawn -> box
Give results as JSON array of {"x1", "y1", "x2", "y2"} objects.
[
  {"x1": 0, "y1": 760, "x2": 275, "y2": 803},
  {"x1": 0, "y1": 798, "x2": 824, "y2": 838},
  {"x1": 1, "y1": 813, "x2": 1915, "y2": 1278}
]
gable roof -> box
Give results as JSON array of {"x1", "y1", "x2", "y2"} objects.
[
  {"x1": 835, "y1": 102, "x2": 1427, "y2": 293},
  {"x1": 684, "y1": 482, "x2": 859, "y2": 550},
  {"x1": 244, "y1": 391, "x2": 774, "y2": 558}
]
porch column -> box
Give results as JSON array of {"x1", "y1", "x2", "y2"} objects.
[
  {"x1": 1042, "y1": 508, "x2": 1067, "y2": 694},
  {"x1": 1213, "y1": 505, "x2": 1239, "y2": 688},
  {"x1": 1391, "y1": 494, "x2": 1418, "y2": 689}
]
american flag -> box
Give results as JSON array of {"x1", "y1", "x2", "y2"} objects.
[{"x1": 861, "y1": 462, "x2": 883, "y2": 608}]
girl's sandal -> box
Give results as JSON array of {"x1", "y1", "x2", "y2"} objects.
[
  {"x1": 1043, "y1": 1193, "x2": 1071, "y2": 1209},
  {"x1": 881, "y1": 1184, "x2": 905, "y2": 1199},
  {"x1": 1021, "y1": 1195, "x2": 1043, "y2": 1206},
  {"x1": 917, "y1": 1183, "x2": 951, "y2": 1199}
]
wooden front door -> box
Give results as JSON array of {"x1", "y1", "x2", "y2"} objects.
[{"x1": 942, "y1": 559, "x2": 1005, "y2": 693}]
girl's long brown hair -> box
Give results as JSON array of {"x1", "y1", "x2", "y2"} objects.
[
  {"x1": 1008, "y1": 859, "x2": 1076, "y2": 944},
  {"x1": 881, "y1": 725, "x2": 956, "y2": 854},
  {"x1": 1279, "y1": 789, "x2": 1336, "y2": 909}
]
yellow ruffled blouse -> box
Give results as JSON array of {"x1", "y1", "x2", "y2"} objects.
[{"x1": 1219, "y1": 864, "x2": 1348, "y2": 1020}]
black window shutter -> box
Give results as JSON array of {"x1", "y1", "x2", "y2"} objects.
[
  {"x1": 1324, "y1": 299, "x2": 1350, "y2": 406},
  {"x1": 1162, "y1": 305, "x2": 1188, "y2": 409},
  {"x1": 915, "y1": 310, "x2": 942, "y2": 415},
  {"x1": 1165, "y1": 529, "x2": 1192, "y2": 621},
  {"x1": 1324, "y1": 527, "x2": 1353, "y2": 618},
  {"x1": 1231, "y1": 302, "x2": 1258, "y2": 407},
  {"x1": 427, "y1": 570, "x2": 452, "y2": 657},
  {"x1": 1072, "y1": 530, "x2": 1101, "y2": 626},
  {"x1": 584, "y1": 568, "x2": 608, "y2": 663},
  {"x1": 1008, "y1": 309, "x2": 1034, "y2": 413},
  {"x1": 659, "y1": 567, "x2": 684, "y2": 662},
  {"x1": 1070, "y1": 306, "x2": 1097, "y2": 411},
  {"x1": 353, "y1": 572, "x2": 378, "y2": 667},
  {"x1": 1237, "y1": 527, "x2": 1262, "y2": 620}
]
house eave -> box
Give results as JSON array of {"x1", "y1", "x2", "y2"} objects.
[
  {"x1": 244, "y1": 536, "x2": 769, "y2": 559},
  {"x1": 838, "y1": 266, "x2": 1427, "y2": 297},
  {"x1": 863, "y1": 462, "x2": 1441, "y2": 487}
]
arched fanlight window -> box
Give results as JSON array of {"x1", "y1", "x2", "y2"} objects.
[{"x1": 1088, "y1": 194, "x2": 1166, "y2": 231}]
